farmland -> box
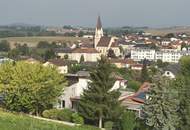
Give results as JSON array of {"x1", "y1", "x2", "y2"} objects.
[{"x1": 0, "y1": 36, "x2": 91, "y2": 48}]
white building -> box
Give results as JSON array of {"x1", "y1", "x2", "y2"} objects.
[
  {"x1": 43, "y1": 59, "x2": 77, "y2": 74},
  {"x1": 130, "y1": 48, "x2": 189, "y2": 63},
  {"x1": 94, "y1": 16, "x2": 120, "y2": 56},
  {"x1": 131, "y1": 49, "x2": 156, "y2": 61},
  {"x1": 57, "y1": 48, "x2": 101, "y2": 63},
  {"x1": 155, "y1": 51, "x2": 182, "y2": 63},
  {"x1": 70, "y1": 48, "x2": 101, "y2": 62},
  {"x1": 57, "y1": 71, "x2": 127, "y2": 110}
]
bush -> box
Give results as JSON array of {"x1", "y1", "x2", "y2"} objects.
[
  {"x1": 57, "y1": 109, "x2": 73, "y2": 122},
  {"x1": 72, "y1": 113, "x2": 84, "y2": 124},
  {"x1": 104, "y1": 121, "x2": 113, "y2": 130},
  {"x1": 127, "y1": 80, "x2": 141, "y2": 91},
  {"x1": 121, "y1": 111, "x2": 136, "y2": 130},
  {"x1": 42, "y1": 109, "x2": 59, "y2": 120},
  {"x1": 42, "y1": 109, "x2": 73, "y2": 122},
  {"x1": 79, "y1": 125, "x2": 100, "y2": 130}
]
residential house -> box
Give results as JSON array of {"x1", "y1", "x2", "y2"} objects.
[
  {"x1": 70, "y1": 48, "x2": 100, "y2": 62},
  {"x1": 57, "y1": 71, "x2": 127, "y2": 110},
  {"x1": 110, "y1": 58, "x2": 137, "y2": 68},
  {"x1": 131, "y1": 64, "x2": 143, "y2": 71},
  {"x1": 163, "y1": 64, "x2": 181, "y2": 79},
  {"x1": 119, "y1": 82, "x2": 150, "y2": 117},
  {"x1": 44, "y1": 59, "x2": 77, "y2": 74}
]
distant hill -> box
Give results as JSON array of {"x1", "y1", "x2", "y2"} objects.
[{"x1": 144, "y1": 26, "x2": 190, "y2": 36}]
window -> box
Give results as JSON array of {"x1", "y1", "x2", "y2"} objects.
[{"x1": 62, "y1": 100, "x2": 65, "y2": 108}]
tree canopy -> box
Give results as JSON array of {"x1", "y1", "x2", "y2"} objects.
[
  {"x1": 0, "y1": 61, "x2": 66, "y2": 115},
  {"x1": 143, "y1": 74, "x2": 180, "y2": 130}
]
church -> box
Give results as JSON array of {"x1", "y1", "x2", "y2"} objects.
[{"x1": 94, "y1": 16, "x2": 120, "y2": 57}]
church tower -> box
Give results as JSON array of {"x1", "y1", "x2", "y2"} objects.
[{"x1": 94, "y1": 15, "x2": 104, "y2": 48}]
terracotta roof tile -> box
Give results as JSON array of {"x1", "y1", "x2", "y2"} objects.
[
  {"x1": 48, "y1": 59, "x2": 77, "y2": 66},
  {"x1": 97, "y1": 36, "x2": 111, "y2": 47},
  {"x1": 72, "y1": 48, "x2": 99, "y2": 53}
]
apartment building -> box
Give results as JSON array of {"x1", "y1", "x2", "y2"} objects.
[{"x1": 131, "y1": 49, "x2": 186, "y2": 63}]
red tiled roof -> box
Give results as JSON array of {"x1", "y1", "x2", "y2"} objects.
[
  {"x1": 120, "y1": 82, "x2": 150, "y2": 103},
  {"x1": 110, "y1": 58, "x2": 136, "y2": 65},
  {"x1": 72, "y1": 48, "x2": 99, "y2": 53},
  {"x1": 48, "y1": 59, "x2": 77, "y2": 66},
  {"x1": 97, "y1": 36, "x2": 111, "y2": 47},
  {"x1": 131, "y1": 64, "x2": 143, "y2": 68},
  {"x1": 111, "y1": 42, "x2": 119, "y2": 47}
]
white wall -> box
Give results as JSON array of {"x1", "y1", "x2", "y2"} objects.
[
  {"x1": 131, "y1": 49, "x2": 156, "y2": 61},
  {"x1": 58, "y1": 77, "x2": 127, "y2": 109},
  {"x1": 163, "y1": 71, "x2": 176, "y2": 79}
]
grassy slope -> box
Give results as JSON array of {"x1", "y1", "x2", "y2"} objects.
[{"x1": 0, "y1": 110, "x2": 99, "y2": 130}]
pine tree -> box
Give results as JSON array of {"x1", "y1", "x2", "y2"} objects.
[
  {"x1": 107, "y1": 49, "x2": 116, "y2": 58},
  {"x1": 141, "y1": 59, "x2": 149, "y2": 82},
  {"x1": 78, "y1": 56, "x2": 123, "y2": 128},
  {"x1": 143, "y1": 74, "x2": 180, "y2": 130},
  {"x1": 176, "y1": 56, "x2": 190, "y2": 130},
  {"x1": 79, "y1": 55, "x2": 85, "y2": 63}
]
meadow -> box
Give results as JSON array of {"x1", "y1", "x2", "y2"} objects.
[{"x1": 0, "y1": 109, "x2": 99, "y2": 130}]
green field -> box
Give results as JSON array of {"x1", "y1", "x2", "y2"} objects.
[
  {"x1": 0, "y1": 36, "x2": 90, "y2": 48},
  {"x1": 144, "y1": 27, "x2": 190, "y2": 36},
  {"x1": 0, "y1": 109, "x2": 99, "y2": 130}
]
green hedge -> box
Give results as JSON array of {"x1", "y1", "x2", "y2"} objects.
[
  {"x1": 42, "y1": 109, "x2": 73, "y2": 122},
  {"x1": 72, "y1": 113, "x2": 84, "y2": 124}
]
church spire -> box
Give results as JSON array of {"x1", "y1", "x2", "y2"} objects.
[
  {"x1": 96, "y1": 15, "x2": 102, "y2": 30},
  {"x1": 94, "y1": 15, "x2": 104, "y2": 48}
]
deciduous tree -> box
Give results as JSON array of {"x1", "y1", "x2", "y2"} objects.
[{"x1": 0, "y1": 61, "x2": 66, "y2": 116}]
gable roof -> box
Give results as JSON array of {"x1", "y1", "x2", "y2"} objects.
[
  {"x1": 72, "y1": 48, "x2": 99, "y2": 53},
  {"x1": 96, "y1": 15, "x2": 102, "y2": 30},
  {"x1": 48, "y1": 59, "x2": 77, "y2": 66},
  {"x1": 119, "y1": 82, "x2": 150, "y2": 103},
  {"x1": 111, "y1": 41, "x2": 119, "y2": 47},
  {"x1": 97, "y1": 36, "x2": 111, "y2": 47},
  {"x1": 163, "y1": 63, "x2": 181, "y2": 75}
]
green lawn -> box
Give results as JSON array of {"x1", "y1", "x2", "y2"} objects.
[{"x1": 0, "y1": 110, "x2": 99, "y2": 130}]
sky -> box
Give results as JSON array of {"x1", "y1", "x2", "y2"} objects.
[{"x1": 0, "y1": 0, "x2": 190, "y2": 27}]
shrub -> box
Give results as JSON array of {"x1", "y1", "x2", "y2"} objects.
[
  {"x1": 127, "y1": 80, "x2": 141, "y2": 91},
  {"x1": 57, "y1": 109, "x2": 73, "y2": 122},
  {"x1": 79, "y1": 125, "x2": 100, "y2": 130},
  {"x1": 42, "y1": 109, "x2": 73, "y2": 122},
  {"x1": 72, "y1": 113, "x2": 84, "y2": 124},
  {"x1": 42, "y1": 109, "x2": 59, "y2": 120},
  {"x1": 121, "y1": 111, "x2": 136, "y2": 130},
  {"x1": 104, "y1": 121, "x2": 113, "y2": 130}
]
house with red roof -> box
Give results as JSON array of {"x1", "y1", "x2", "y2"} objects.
[{"x1": 119, "y1": 82, "x2": 150, "y2": 117}]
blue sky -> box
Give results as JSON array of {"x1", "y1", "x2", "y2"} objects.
[{"x1": 0, "y1": 0, "x2": 190, "y2": 27}]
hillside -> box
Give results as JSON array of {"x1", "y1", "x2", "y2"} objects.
[
  {"x1": 144, "y1": 26, "x2": 190, "y2": 36},
  {"x1": 0, "y1": 110, "x2": 99, "y2": 130}
]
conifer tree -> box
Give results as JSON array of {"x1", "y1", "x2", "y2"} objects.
[
  {"x1": 79, "y1": 55, "x2": 85, "y2": 63},
  {"x1": 141, "y1": 59, "x2": 149, "y2": 83},
  {"x1": 78, "y1": 56, "x2": 123, "y2": 128},
  {"x1": 143, "y1": 74, "x2": 180, "y2": 130},
  {"x1": 176, "y1": 56, "x2": 190, "y2": 130}
]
